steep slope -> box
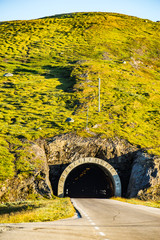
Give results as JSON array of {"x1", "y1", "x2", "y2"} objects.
[{"x1": 0, "y1": 12, "x2": 160, "y2": 192}]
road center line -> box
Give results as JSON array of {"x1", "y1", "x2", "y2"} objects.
[
  {"x1": 99, "y1": 232, "x2": 106, "y2": 236},
  {"x1": 74, "y1": 202, "x2": 107, "y2": 239},
  {"x1": 91, "y1": 222, "x2": 96, "y2": 225},
  {"x1": 95, "y1": 226, "x2": 99, "y2": 230}
]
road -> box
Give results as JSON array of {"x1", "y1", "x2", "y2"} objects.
[{"x1": 0, "y1": 198, "x2": 160, "y2": 240}]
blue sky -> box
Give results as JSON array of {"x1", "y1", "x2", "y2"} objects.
[{"x1": 0, "y1": 0, "x2": 159, "y2": 22}]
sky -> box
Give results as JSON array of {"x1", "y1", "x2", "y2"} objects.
[{"x1": 0, "y1": 0, "x2": 159, "y2": 22}]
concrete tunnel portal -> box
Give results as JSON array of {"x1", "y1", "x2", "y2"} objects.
[{"x1": 58, "y1": 158, "x2": 121, "y2": 198}]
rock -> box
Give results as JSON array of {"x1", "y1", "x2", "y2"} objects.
[
  {"x1": 102, "y1": 52, "x2": 112, "y2": 60},
  {"x1": 92, "y1": 124, "x2": 102, "y2": 129},
  {"x1": 3, "y1": 73, "x2": 13, "y2": 77},
  {"x1": 127, "y1": 152, "x2": 160, "y2": 198},
  {"x1": 30, "y1": 142, "x2": 52, "y2": 192},
  {"x1": 65, "y1": 117, "x2": 74, "y2": 122},
  {"x1": 0, "y1": 142, "x2": 52, "y2": 202},
  {"x1": 80, "y1": 73, "x2": 88, "y2": 78}
]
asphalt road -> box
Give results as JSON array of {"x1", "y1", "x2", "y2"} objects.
[{"x1": 0, "y1": 199, "x2": 160, "y2": 240}]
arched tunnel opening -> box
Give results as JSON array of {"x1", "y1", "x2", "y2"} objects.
[{"x1": 64, "y1": 163, "x2": 114, "y2": 198}]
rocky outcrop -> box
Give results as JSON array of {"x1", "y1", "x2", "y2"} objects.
[
  {"x1": 0, "y1": 142, "x2": 52, "y2": 202},
  {"x1": 46, "y1": 133, "x2": 137, "y2": 196},
  {"x1": 46, "y1": 134, "x2": 160, "y2": 199},
  {"x1": 30, "y1": 142, "x2": 52, "y2": 191},
  {"x1": 0, "y1": 133, "x2": 159, "y2": 202},
  {"x1": 0, "y1": 175, "x2": 51, "y2": 202},
  {"x1": 127, "y1": 152, "x2": 160, "y2": 198},
  {"x1": 46, "y1": 133, "x2": 136, "y2": 164},
  {"x1": 3, "y1": 73, "x2": 13, "y2": 77}
]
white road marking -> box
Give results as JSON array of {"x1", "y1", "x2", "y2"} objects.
[
  {"x1": 73, "y1": 201, "x2": 110, "y2": 240},
  {"x1": 95, "y1": 226, "x2": 100, "y2": 230},
  {"x1": 91, "y1": 222, "x2": 96, "y2": 225},
  {"x1": 99, "y1": 232, "x2": 106, "y2": 236}
]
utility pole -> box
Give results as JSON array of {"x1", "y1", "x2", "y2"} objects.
[
  {"x1": 98, "y1": 78, "x2": 101, "y2": 112},
  {"x1": 86, "y1": 106, "x2": 89, "y2": 129}
]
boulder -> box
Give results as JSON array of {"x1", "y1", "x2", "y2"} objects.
[
  {"x1": 3, "y1": 73, "x2": 13, "y2": 77},
  {"x1": 65, "y1": 117, "x2": 74, "y2": 122}
]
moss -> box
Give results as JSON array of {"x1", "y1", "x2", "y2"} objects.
[{"x1": 0, "y1": 145, "x2": 15, "y2": 181}]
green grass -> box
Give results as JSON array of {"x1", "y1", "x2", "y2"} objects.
[
  {"x1": 112, "y1": 197, "x2": 160, "y2": 208},
  {"x1": 0, "y1": 12, "x2": 160, "y2": 185},
  {"x1": 0, "y1": 198, "x2": 75, "y2": 223}
]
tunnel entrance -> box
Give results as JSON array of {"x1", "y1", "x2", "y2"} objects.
[
  {"x1": 64, "y1": 163, "x2": 114, "y2": 198},
  {"x1": 58, "y1": 158, "x2": 121, "y2": 198}
]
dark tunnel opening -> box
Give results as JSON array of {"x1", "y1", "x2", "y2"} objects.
[{"x1": 64, "y1": 163, "x2": 114, "y2": 198}]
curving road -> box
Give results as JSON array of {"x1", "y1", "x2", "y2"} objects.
[{"x1": 1, "y1": 199, "x2": 160, "y2": 240}]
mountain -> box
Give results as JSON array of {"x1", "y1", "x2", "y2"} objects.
[{"x1": 0, "y1": 12, "x2": 160, "y2": 187}]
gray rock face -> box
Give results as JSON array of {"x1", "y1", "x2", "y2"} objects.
[
  {"x1": 127, "y1": 151, "x2": 160, "y2": 198},
  {"x1": 30, "y1": 142, "x2": 52, "y2": 190},
  {"x1": 46, "y1": 134, "x2": 135, "y2": 164}
]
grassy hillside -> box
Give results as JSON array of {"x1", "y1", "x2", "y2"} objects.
[{"x1": 0, "y1": 12, "x2": 160, "y2": 182}]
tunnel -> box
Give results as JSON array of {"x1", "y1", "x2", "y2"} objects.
[
  {"x1": 58, "y1": 158, "x2": 121, "y2": 198},
  {"x1": 64, "y1": 163, "x2": 114, "y2": 198}
]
